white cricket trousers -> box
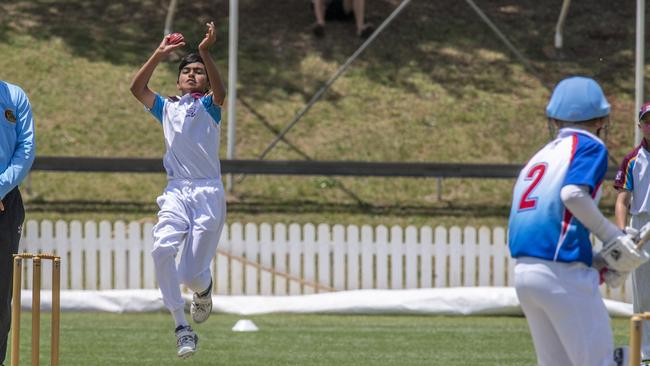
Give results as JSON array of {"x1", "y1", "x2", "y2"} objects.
[
  {"x1": 632, "y1": 213, "x2": 650, "y2": 360},
  {"x1": 151, "y1": 179, "x2": 226, "y2": 314},
  {"x1": 515, "y1": 257, "x2": 615, "y2": 366}
]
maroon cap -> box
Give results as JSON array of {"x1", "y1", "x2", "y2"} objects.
[{"x1": 640, "y1": 102, "x2": 650, "y2": 121}]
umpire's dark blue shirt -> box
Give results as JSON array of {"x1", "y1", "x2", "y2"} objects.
[{"x1": 0, "y1": 81, "x2": 35, "y2": 199}]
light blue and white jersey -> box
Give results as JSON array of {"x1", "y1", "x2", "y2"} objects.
[
  {"x1": 0, "y1": 81, "x2": 35, "y2": 199},
  {"x1": 147, "y1": 93, "x2": 222, "y2": 180},
  {"x1": 508, "y1": 128, "x2": 608, "y2": 266}
]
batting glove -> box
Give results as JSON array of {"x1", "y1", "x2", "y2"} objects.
[{"x1": 599, "y1": 233, "x2": 650, "y2": 272}]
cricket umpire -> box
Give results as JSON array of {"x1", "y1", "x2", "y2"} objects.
[{"x1": 0, "y1": 80, "x2": 35, "y2": 366}]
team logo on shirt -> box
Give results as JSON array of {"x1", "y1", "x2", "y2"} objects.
[
  {"x1": 4, "y1": 109, "x2": 16, "y2": 123},
  {"x1": 185, "y1": 106, "x2": 197, "y2": 118}
]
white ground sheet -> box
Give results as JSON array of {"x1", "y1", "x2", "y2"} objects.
[{"x1": 17, "y1": 287, "x2": 633, "y2": 317}]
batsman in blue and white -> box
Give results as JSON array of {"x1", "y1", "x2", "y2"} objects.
[
  {"x1": 508, "y1": 76, "x2": 650, "y2": 366},
  {"x1": 130, "y1": 22, "x2": 227, "y2": 359}
]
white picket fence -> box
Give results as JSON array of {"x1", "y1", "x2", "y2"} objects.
[{"x1": 17, "y1": 220, "x2": 632, "y2": 302}]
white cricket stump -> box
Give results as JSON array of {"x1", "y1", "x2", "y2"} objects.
[{"x1": 232, "y1": 319, "x2": 258, "y2": 332}]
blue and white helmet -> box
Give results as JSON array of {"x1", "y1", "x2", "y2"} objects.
[{"x1": 546, "y1": 76, "x2": 610, "y2": 122}]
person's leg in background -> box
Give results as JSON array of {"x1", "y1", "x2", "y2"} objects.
[
  {"x1": 0, "y1": 188, "x2": 25, "y2": 365},
  {"x1": 311, "y1": 0, "x2": 327, "y2": 37},
  {"x1": 347, "y1": 0, "x2": 374, "y2": 38},
  {"x1": 631, "y1": 214, "x2": 650, "y2": 363}
]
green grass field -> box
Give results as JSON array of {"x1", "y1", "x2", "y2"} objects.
[{"x1": 7, "y1": 312, "x2": 632, "y2": 365}]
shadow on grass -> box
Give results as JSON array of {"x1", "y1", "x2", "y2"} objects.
[
  {"x1": 26, "y1": 199, "x2": 159, "y2": 214},
  {"x1": 1, "y1": 0, "x2": 642, "y2": 102},
  {"x1": 24, "y1": 199, "x2": 506, "y2": 218},
  {"x1": 0, "y1": 0, "x2": 226, "y2": 75},
  {"x1": 26, "y1": 198, "x2": 613, "y2": 219},
  {"x1": 229, "y1": 199, "x2": 513, "y2": 218}
]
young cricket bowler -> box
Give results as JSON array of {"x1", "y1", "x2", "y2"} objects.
[{"x1": 130, "y1": 22, "x2": 226, "y2": 359}]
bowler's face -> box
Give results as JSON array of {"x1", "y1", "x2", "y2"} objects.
[{"x1": 177, "y1": 62, "x2": 209, "y2": 94}]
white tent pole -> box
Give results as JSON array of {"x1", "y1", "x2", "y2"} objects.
[
  {"x1": 636, "y1": 0, "x2": 645, "y2": 146},
  {"x1": 554, "y1": 0, "x2": 571, "y2": 49},
  {"x1": 226, "y1": 0, "x2": 239, "y2": 192},
  {"x1": 256, "y1": 0, "x2": 413, "y2": 160},
  {"x1": 163, "y1": 0, "x2": 179, "y2": 35},
  {"x1": 463, "y1": 0, "x2": 534, "y2": 73}
]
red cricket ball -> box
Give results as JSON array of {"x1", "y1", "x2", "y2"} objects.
[{"x1": 167, "y1": 32, "x2": 184, "y2": 45}]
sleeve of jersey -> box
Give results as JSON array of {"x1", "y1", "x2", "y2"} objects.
[
  {"x1": 200, "y1": 95, "x2": 222, "y2": 124},
  {"x1": 613, "y1": 155, "x2": 635, "y2": 191},
  {"x1": 0, "y1": 90, "x2": 35, "y2": 199},
  {"x1": 560, "y1": 184, "x2": 621, "y2": 244},
  {"x1": 563, "y1": 136, "x2": 608, "y2": 194},
  {"x1": 145, "y1": 94, "x2": 165, "y2": 124}
]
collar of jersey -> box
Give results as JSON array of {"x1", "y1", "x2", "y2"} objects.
[
  {"x1": 178, "y1": 93, "x2": 202, "y2": 104},
  {"x1": 557, "y1": 127, "x2": 604, "y2": 146}
]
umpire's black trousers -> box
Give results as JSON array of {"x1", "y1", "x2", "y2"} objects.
[{"x1": 0, "y1": 188, "x2": 24, "y2": 364}]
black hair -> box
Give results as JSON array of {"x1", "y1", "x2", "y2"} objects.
[
  {"x1": 177, "y1": 53, "x2": 205, "y2": 78},
  {"x1": 177, "y1": 53, "x2": 211, "y2": 93}
]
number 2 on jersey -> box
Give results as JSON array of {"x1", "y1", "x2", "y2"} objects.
[{"x1": 518, "y1": 163, "x2": 547, "y2": 210}]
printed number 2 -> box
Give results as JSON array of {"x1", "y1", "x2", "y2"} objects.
[{"x1": 518, "y1": 163, "x2": 547, "y2": 210}]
